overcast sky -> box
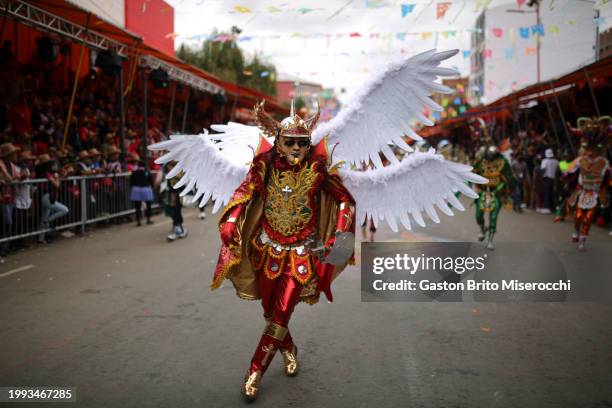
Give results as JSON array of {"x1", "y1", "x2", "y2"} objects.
[{"x1": 169, "y1": 0, "x2": 611, "y2": 101}]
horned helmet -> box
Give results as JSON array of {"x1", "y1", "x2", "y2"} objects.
[{"x1": 254, "y1": 99, "x2": 320, "y2": 139}]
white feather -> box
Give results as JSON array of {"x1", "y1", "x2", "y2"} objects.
[
  {"x1": 148, "y1": 129, "x2": 255, "y2": 212},
  {"x1": 339, "y1": 150, "x2": 486, "y2": 231},
  {"x1": 313, "y1": 49, "x2": 459, "y2": 168}
]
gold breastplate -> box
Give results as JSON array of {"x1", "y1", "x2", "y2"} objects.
[
  {"x1": 264, "y1": 163, "x2": 320, "y2": 236},
  {"x1": 482, "y1": 158, "x2": 504, "y2": 187},
  {"x1": 579, "y1": 157, "x2": 606, "y2": 188}
]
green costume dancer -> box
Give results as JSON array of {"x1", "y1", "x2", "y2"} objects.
[{"x1": 473, "y1": 146, "x2": 514, "y2": 250}]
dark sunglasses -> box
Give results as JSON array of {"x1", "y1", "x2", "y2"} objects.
[{"x1": 283, "y1": 139, "x2": 310, "y2": 148}]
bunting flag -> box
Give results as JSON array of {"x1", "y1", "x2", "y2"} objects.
[
  {"x1": 401, "y1": 3, "x2": 415, "y2": 17},
  {"x1": 517, "y1": 0, "x2": 526, "y2": 7},
  {"x1": 164, "y1": 32, "x2": 179, "y2": 39},
  {"x1": 504, "y1": 48, "x2": 515, "y2": 59},
  {"x1": 508, "y1": 27, "x2": 516, "y2": 43},
  {"x1": 180, "y1": 17, "x2": 584, "y2": 46},
  {"x1": 474, "y1": 0, "x2": 491, "y2": 11},
  {"x1": 531, "y1": 24, "x2": 545, "y2": 36},
  {"x1": 525, "y1": 46, "x2": 537, "y2": 55},
  {"x1": 462, "y1": 50, "x2": 471, "y2": 58},
  {"x1": 366, "y1": 0, "x2": 387, "y2": 8},
  {"x1": 296, "y1": 8, "x2": 318, "y2": 14},
  {"x1": 459, "y1": 105, "x2": 467, "y2": 113},
  {"x1": 593, "y1": 17, "x2": 606, "y2": 26},
  {"x1": 234, "y1": 5, "x2": 252, "y2": 13},
  {"x1": 483, "y1": 49, "x2": 492, "y2": 59},
  {"x1": 436, "y1": 2, "x2": 451, "y2": 20}
]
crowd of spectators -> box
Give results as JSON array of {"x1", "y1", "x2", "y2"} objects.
[
  {"x1": 441, "y1": 108, "x2": 611, "y2": 232},
  {"x1": 0, "y1": 40, "x2": 223, "y2": 255}
]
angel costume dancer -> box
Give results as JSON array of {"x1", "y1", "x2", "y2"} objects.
[{"x1": 149, "y1": 49, "x2": 487, "y2": 400}]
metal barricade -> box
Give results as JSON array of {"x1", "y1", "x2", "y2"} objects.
[{"x1": 0, "y1": 172, "x2": 158, "y2": 243}]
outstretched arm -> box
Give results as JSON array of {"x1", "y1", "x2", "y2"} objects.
[
  {"x1": 218, "y1": 161, "x2": 263, "y2": 247},
  {"x1": 322, "y1": 172, "x2": 356, "y2": 247}
]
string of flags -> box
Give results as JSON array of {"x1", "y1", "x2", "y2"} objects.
[{"x1": 179, "y1": 15, "x2": 602, "y2": 46}]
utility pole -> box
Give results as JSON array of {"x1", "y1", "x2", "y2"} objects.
[{"x1": 534, "y1": 0, "x2": 541, "y2": 84}]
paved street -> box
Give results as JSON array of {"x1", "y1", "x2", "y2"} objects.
[{"x1": 0, "y1": 204, "x2": 611, "y2": 408}]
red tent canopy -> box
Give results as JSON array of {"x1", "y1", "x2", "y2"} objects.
[
  {"x1": 421, "y1": 55, "x2": 612, "y2": 137},
  {"x1": 14, "y1": 0, "x2": 288, "y2": 115}
]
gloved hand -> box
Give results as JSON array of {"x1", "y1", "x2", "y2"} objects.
[
  {"x1": 324, "y1": 234, "x2": 336, "y2": 253},
  {"x1": 220, "y1": 221, "x2": 239, "y2": 247}
]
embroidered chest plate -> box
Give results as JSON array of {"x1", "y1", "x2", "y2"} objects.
[
  {"x1": 579, "y1": 157, "x2": 607, "y2": 188},
  {"x1": 481, "y1": 158, "x2": 505, "y2": 187},
  {"x1": 264, "y1": 163, "x2": 320, "y2": 236}
]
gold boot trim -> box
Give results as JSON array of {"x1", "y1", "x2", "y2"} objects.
[
  {"x1": 281, "y1": 345, "x2": 299, "y2": 377},
  {"x1": 264, "y1": 322, "x2": 288, "y2": 341},
  {"x1": 242, "y1": 370, "x2": 262, "y2": 401}
]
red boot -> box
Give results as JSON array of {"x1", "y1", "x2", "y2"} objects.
[{"x1": 242, "y1": 322, "x2": 287, "y2": 401}]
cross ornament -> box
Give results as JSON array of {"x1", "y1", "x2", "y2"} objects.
[
  {"x1": 281, "y1": 185, "x2": 293, "y2": 200},
  {"x1": 261, "y1": 344, "x2": 276, "y2": 366}
]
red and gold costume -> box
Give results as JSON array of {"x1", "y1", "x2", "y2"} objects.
[
  {"x1": 567, "y1": 117, "x2": 611, "y2": 250},
  {"x1": 568, "y1": 155, "x2": 609, "y2": 246},
  {"x1": 146, "y1": 50, "x2": 486, "y2": 402},
  {"x1": 211, "y1": 102, "x2": 355, "y2": 399}
]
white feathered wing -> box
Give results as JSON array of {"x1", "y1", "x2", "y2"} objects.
[
  {"x1": 311, "y1": 49, "x2": 487, "y2": 231},
  {"x1": 312, "y1": 49, "x2": 458, "y2": 169},
  {"x1": 340, "y1": 149, "x2": 487, "y2": 231},
  {"x1": 148, "y1": 123, "x2": 270, "y2": 213},
  {"x1": 148, "y1": 49, "x2": 487, "y2": 229}
]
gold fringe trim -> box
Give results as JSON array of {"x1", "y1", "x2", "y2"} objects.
[
  {"x1": 210, "y1": 249, "x2": 241, "y2": 290},
  {"x1": 217, "y1": 187, "x2": 254, "y2": 229},
  {"x1": 301, "y1": 294, "x2": 320, "y2": 305},
  {"x1": 237, "y1": 291, "x2": 259, "y2": 301}
]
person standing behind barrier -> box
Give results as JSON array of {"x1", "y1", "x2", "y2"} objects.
[
  {"x1": 510, "y1": 154, "x2": 530, "y2": 213},
  {"x1": 0, "y1": 143, "x2": 22, "y2": 255},
  {"x1": 129, "y1": 156, "x2": 154, "y2": 226},
  {"x1": 75, "y1": 150, "x2": 93, "y2": 175},
  {"x1": 88, "y1": 148, "x2": 105, "y2": 174},
  {"x1": 14, "y1": 150, "x2": 35, "y2": 243},
  {"x1": 103, "y1": 146, "x2": 122, "y2": 219},
  {"x1": 540, "y1": 148, "x2": 558, "y2": 214},
  {"x1": 34, "y1": 154, "x2": 69, "y2": 244},
  {"x1": 162, "y1": 162, "x2": 187, "y2": 241}
]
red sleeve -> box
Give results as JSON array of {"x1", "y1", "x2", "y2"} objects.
[
  {"x1": 217, "y1": 160, "x2": 264, "y2": 227},
  {"x1": 322, "y1": 172, "x2": 355, "y2": 233}
]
